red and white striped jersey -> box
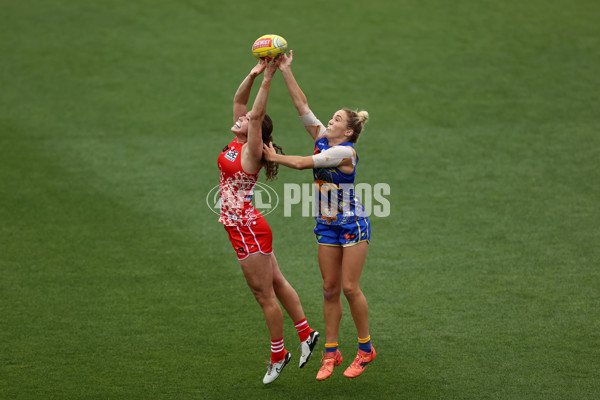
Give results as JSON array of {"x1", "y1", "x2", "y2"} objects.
[{"x1": 217, "y1": 138, "x2": 262, "y2": 226}]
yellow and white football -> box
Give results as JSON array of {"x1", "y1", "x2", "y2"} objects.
[{"x1": 252, "y1": 34, "x2": 287, "y2": 59}]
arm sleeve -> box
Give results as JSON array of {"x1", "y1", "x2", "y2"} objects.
[
  {"x1": 300, "y1": 110, "x2": 327, "y2": 137},
  {"x1": 311, "y1": 146, "x2": 355, "y2": 168}
]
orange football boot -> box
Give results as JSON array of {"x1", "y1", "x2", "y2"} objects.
[
  {"x1": 316, "y1": 350, "x2": 343, "y2": 381},
  {"x1": 343, "y1": 347, "x2": 376, "y2": 378}
]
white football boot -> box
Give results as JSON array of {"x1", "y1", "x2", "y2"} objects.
[
  {"x1": 263, "y1": 351, "x2": 291, "y2": 384},
  {"x1": 298, "y1": 330, "x2": 320, "y2": 368}
]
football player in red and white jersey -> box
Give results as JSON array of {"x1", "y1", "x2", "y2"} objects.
[{"x1": 217, "y1": 59, "x2": 319, "y2": 384}]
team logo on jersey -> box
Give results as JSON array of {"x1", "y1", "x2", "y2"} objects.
[{"x1": 224, "y1": 149, "x2": 239, "y2": 162}]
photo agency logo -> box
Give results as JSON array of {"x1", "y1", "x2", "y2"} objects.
[
  {"x1": 206, "y1": 182, "x2": 280, "y2": 217},
  {"x1": 207, "y1": 183, "x2": 390, "y2": 218},
  {"x1": 282, "y1": 183, "x2": 390, "y2": 218}
]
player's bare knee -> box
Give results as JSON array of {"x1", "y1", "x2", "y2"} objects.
[
  {"x1": 322, "y1": 282, "x2": 341, "y2": 301},
  {"x1": 342, "y1": 285, "x2": 362, "y2": 301}
]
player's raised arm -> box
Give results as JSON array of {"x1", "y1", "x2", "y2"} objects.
[
  {"x1": 233, "y1": 60, "x2": 266, "y2": 122},
  {"x1": 278, "y1": 51, "x2": 326, "y2": 141},
  {"x1": 245, "y1": 60, "x2": 277, "y2": 164}
]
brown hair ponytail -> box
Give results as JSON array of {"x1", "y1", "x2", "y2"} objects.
[{"x1": 261, "y1": 114, "x2": 284, "y2": 181}]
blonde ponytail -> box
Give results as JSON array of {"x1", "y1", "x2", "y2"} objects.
[
  {"x1": 357, "y1": 110, "x2": 369, "y2": 124},
  {"x1": 343, "y1": 108, "x2": 369, "y2": 143}
]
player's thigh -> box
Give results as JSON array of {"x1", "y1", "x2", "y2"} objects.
[
  {"x1": 239, "y1": 253, "x2": 274, "y2": 293},
  {"x1": 341, "y1": 241, "x2": 368, "y2": 289},
  {"x1": 318, "y1": 244, "x2": 343, "y2": 290}
]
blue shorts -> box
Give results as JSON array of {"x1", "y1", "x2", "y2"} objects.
[{"x1": 314, "y1": 218, "x2": 371, "y2": 247}]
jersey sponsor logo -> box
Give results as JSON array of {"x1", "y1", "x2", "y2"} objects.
[{"x1": 224, "y1": 149, "x2": 239, "y2": 162}]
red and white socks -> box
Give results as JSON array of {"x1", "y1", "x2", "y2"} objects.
[
  {"x1": 270, "y1": 337, "x2": 286, "y2": 363},
  {"x1": 270, "y1": 318, "x2": 314, "y2": 363},
  {"x1": 294, "y1": 318, "x2": 313, "y2": 342}
]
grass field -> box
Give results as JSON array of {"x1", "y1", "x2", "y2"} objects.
[{"x1": 1, "y1": 0, "x2": 599, "y2": 399}]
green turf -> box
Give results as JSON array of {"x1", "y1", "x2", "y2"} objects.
[{"x1": 1, "y1": 0, "x2": 599, "y2": 398}]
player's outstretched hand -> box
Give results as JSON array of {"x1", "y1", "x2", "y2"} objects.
[
  {"x1": 264, "y1": 59, "x2": 278, "y2": 80},
  {"x1": 251, "y1": 59, "x2": 267, "y2": 77},
  {"x1": 277, "y1": 50, "x2": 293, "y2": 71}
]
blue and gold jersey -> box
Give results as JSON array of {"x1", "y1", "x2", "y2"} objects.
[{"x1": 312, "y1": 136, "x2": 367, "y2": 225}]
